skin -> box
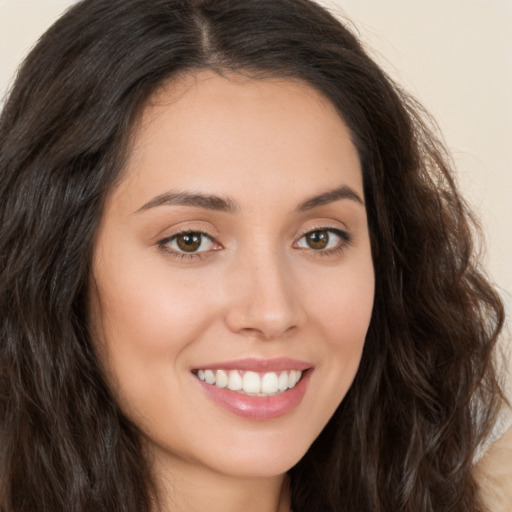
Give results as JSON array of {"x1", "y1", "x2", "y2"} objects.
[{"x1": 90, "y1": 71, "x2": 375, "y2": 512}]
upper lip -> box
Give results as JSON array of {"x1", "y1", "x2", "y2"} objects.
[{"x1": 191, "y1": 357, "x2": 313, "y2": 372}]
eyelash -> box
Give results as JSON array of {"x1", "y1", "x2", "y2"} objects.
[
  {"x1": 157, "y1": 228, "x2": 219, "y2": 261},
  {"x1": 157, "y1": 226, "x2": 352, "y2": 260},
  {"x1": 294, "y1": 226, "x2": 352, "y2": 257}
]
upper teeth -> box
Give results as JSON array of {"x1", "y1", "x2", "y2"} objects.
[{"x1": 196, "y1": 369, "x2": 303, "y2": 396}]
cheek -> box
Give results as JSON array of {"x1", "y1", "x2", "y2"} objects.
[
  {"x1": 299, "y1": 253, "x2": 374, "y2": 402},
  {"x1": 94, "y1": 244, "x2": 216, "y2": 346},
  {"x1": 89, "y1": 244, "x2": 221, "y2": 407},
  {"x1": 302, "y1": 253, "x2": 374, "y2": 348}
]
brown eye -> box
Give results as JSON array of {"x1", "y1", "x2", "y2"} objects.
[
  {"x1": 295, "y1": 228, "x2": 350, "y2": 252},
  {"x1": 176, "y1": 233, "x2": 202, "y2": 252},
  {"x1": 161, "y1": 232, "x2": 216, "y2": 254},
  {"x1": 304, "y1": 230, "x2": 329, "y2": 250}
]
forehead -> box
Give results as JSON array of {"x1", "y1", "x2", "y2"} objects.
[{"x1": 113, "y1": 70, "x2": 362, "y2": 212}]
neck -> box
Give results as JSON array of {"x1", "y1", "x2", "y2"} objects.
[{"x1": 152, "y1": 452, "x2": 291, "y2": 512}]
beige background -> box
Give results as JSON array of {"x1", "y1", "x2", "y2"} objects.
[{"x1": 1, "y1": 1, "x2": 511, "y2": 371}]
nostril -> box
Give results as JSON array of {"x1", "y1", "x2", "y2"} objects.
[
  {"x1": 239, "y1": 327, "x2": 265, "y2": 338},
  {"x1": 238, "y1": 325, "x2": 297, "y2": 341}
]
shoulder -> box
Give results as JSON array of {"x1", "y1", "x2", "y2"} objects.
[{"x1": 474, "y1": 424, "x2": 512, "y2": 512}]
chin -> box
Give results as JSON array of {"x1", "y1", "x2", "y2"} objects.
[{"x1": 148, "y1": 426, "x2": 315, "y2": 480}]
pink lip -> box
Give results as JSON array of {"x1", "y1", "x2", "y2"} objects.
[
  {"x1": 195, "y1": 367, "x2": 313, "y2": 420},
  {"x1": 191, "y1": 357, "x2": 312, "y2": 372}
]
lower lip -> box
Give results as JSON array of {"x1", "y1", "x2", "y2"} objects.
[{"x1": 197, "y1": 370, "x2": 312, "y2": 420}]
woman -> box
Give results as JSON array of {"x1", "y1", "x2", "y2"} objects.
[{"x1": 0, "y1": 0, "x2": 508, "y2": 511}]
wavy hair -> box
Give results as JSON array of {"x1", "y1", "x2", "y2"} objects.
[{"x1": 0, "y1": 0, "x2": 504, "y2": 510}]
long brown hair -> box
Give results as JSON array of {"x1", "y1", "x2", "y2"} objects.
[{"x1": 0, "y1": 0, "x2": 504, "y2": 510}]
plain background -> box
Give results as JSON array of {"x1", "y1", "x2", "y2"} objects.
[{"x1": 1, "y1": 0, "x2": 511, "y2": 387}]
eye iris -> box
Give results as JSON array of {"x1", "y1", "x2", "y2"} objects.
[
  {"x1": 177, "y1": 233, "x2": 202, "y2": 252},
  {"x1": 306, "y1": 230, "x2": 329, "y2": 250}
]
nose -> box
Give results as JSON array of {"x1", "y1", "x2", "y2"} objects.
[{"x1": 223, "y1": 249, "x2": 304, "y2": 340}]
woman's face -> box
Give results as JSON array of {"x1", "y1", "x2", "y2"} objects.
[{"x1": 90, "y1": 71, "x2": 374, "y2": 478}]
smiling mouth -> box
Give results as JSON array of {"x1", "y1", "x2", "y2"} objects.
[{"x1": 192, "y1": 369, "x2": 305, "y2": 397}]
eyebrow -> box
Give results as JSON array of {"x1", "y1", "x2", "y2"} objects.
[
  {"x1": 296, "y1": 185, "x2": 364, "y2": 212},
  {"x1": 136, "y1": 191, "x2": 239, "y2": 213},
  {"x1": 135, "y1": 185, "x2": 363, "y2": 214}
]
